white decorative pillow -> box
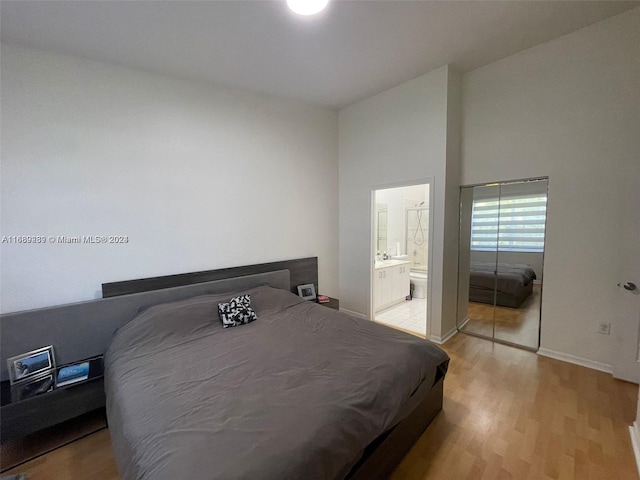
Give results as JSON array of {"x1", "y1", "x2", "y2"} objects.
[{"x1": 217, "y1": 294, "x2": 258, "y2": 328}]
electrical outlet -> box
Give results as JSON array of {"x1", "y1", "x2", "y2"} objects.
[{"x1": 598, "y1": 322, "x2": 611, "y2": 335}]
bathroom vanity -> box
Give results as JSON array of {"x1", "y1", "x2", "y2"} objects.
[{"x1": 374, "y1": 259, "x2": 411, "y2": 312}]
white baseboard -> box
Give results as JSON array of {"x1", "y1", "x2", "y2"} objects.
[
  {"x1": 629, "y1": 423, "x2": 640, "y2": 478},
  {"x1": 429, "y1": 327, "x2": 458, "y2": 345},
  {"x1": 537, "y1": 348, "x2": 613, "y2": 374},
  {"x1": 339, "y1": 308, "x2": 368, "y2": 320},
  {"x1": 458, "y1": 316, "x2": 470, "y2": 329}
]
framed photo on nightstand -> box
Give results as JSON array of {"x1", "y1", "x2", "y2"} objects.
[
  {"x1": 7, "y1": 345, "x2": 55, "y2": 385},
  {"x1": 297, "y1": 283, "x2": 316, "y2": 301},
  {"x1": 56, "y1": 361, "x2": 90, "y2": 387}
]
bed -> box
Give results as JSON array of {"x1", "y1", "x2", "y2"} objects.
[
  {"x1": 469, "y1": 261, "x2": 536, "y2": 308},
  {"x1": 104, "y1": 268, "x2": 449, "y2": 480}
]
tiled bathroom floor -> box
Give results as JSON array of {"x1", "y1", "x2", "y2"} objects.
[{"x1": 375, "y1": 298, "x2": 427, "y2": 337}]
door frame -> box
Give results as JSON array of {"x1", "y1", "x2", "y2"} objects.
[{"x1": 370, "y1": 178, "x2": 435, "y2": 338}]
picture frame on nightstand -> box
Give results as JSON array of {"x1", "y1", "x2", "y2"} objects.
[
  {"x1": 56, "y1": 361, "x2": 90, "y2": 387},
  {"x1": 7, "y1": 345, "x2": 56, "y2": 385},
  {"x1": 297, "y1": 283, "x2": 316, "y2": 301}
]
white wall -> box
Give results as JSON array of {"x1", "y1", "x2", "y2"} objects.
[
  {"x1": 338, "y1": 65, "x2": 460, "y2": 340},
  {"x1": 461, "y1": 8, "x2": 640, "y2": 367},
  {"x1": 442, "y1": 67, "x2": 462, "y2": 336},
  {"x1": 0, "y1": 44, "x2": 339, "y2": 313}
]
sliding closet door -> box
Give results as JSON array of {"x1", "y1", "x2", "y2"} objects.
[
  {"x1": 457, "y1": 184, "x2": 500, "y2": 340},
  {"x1": 456, "y1": 187, "x2": 475, "y2": 332},
  {"x1": 493, "y1": 180, "x2": 547, "y2": 349},
  {"x1": 458, "y1": 178, "x2": 547, "y2": 350}
]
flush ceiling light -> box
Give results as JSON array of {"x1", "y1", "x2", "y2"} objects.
[{"x1": 286, "y1": 0, "x2": 329, "y2": 16}]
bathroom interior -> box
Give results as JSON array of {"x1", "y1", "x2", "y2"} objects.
[{"x1": 373, "y1": 183, "x2": 430, "y2": 337}]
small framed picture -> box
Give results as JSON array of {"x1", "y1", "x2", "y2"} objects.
[
  {"x1": 56, "y1": 361, "x2": 90, "y2": 387},
  {"x1": 7, "y1": 346, "x2": 55, "y2": 385},
  {"x1": 297, "y1": 283, "x2": 317, "y2": 301}
]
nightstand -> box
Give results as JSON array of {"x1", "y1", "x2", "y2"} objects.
[
  {"x1": 1, "y1": 357, "x2": 105, "y2": 442},
  {"x1": 318, "y1": 297, "x2": 339, "y2": 310}
]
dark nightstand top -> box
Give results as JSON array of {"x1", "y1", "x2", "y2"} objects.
[
  {"x1": 318, "y1": 297, "x2": 339, "y2": 310},
  {"x1": 1, "y1": 357, "x2": 104, "y2": 407}
]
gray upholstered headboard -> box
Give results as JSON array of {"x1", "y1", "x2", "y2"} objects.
[{"x1": 0, "y1": 270, "x2": 290, "y2": 381}]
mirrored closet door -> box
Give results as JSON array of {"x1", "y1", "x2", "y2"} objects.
[{"x1": 457, "y1": 178, "x2": 548, "y2": 350}]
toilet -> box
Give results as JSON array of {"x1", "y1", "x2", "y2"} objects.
[{"x1": 410, "y1": 270, "x2": 428, "y2": 299}]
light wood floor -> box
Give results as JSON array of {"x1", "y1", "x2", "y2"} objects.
[
  {"x1": 4, "y1": 333, "x2": 638, "y2": 480},
  {"x1": 392, "y1": 334, "x2": 639, "y2": 480},
  {"x1": 2, "y1": 428, "x2": 119, "y2": 480},
  {"x1": 461, "y1": 284, "x2": 541, "y2": 349}
]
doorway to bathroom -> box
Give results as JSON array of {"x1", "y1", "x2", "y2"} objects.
[{"x1": 371, "y1": 181, "x2": 432, "y2": 338}]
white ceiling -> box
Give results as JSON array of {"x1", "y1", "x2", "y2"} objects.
[{"x1": 1, "y1": 1, "x2": 637, "y2": 109}]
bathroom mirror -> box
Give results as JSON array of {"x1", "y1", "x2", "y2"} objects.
[
  {"x1": 457, "y1": 178, "x2": 548, "y2": 350},
  {"x1": 375, "y1": 203, "x2": 388, "y2": 255}
]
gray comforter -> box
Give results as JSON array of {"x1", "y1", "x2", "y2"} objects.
[
  {"x1": 470, "y1": 261, "x2": 536, "y2": 295},
  {"x1": 105, "y1": 286, "x2": 448, "y2": 480}
]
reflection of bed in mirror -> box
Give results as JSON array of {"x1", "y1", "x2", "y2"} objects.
[{"x1": 469, "y1": 261, "x2": 536, "y2": 308}]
